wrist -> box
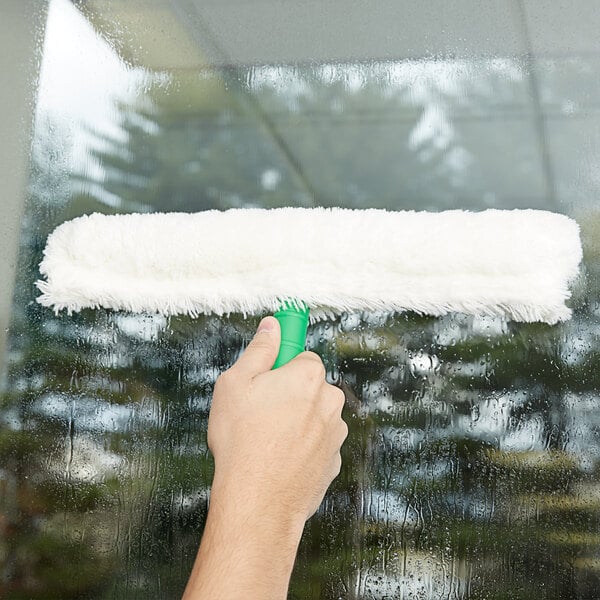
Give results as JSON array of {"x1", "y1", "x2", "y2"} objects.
[
  {"x1": 209, "y1": 476, "x2": 306, "y2": 545},
  {"x1": 183, "y1": 478, "x2": 305, "y2": 600}
]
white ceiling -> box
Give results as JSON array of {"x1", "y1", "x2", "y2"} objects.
[
  {"x1": 69, "y1": 0, "x2": 600, "y2": 212},
  {"x1": 75, "y1": 0, "x2": 600, "y2": 68},
  {"x1": 184, "y1": 0, "x2": 600, "y2": 65},
  {"x1": 188, "y1": 0, "x2": 526, "y2": 65}
]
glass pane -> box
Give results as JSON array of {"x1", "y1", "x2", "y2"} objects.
[{"x1": 2, "y1": 0, "x2": 600, "y2": 598}]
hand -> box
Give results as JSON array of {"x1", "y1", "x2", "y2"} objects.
[
  {"x1": 209, "y1": 315, "x2": 348, "y2": 523},
  {"x1": 183, "y1": 317, "x2": 348, "y2": 600}
]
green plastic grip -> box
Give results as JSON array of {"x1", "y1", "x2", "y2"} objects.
[{"x1": 272, "y1": 301, "x2": 310, "y2": 369}]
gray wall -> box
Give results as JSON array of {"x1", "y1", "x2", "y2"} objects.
[{"x1": 0, "y1": 1, "x2": 48, "y2": 382}]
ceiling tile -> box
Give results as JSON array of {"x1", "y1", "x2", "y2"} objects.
[
  {"x1": 190, "y1": 0, "x2": 526, "y2": 65},
  {"x1": 523, "y1": 1, "x2": 600, "y2": 56}
]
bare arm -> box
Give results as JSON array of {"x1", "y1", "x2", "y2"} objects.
[{"x1": 183, "y1": 316, "x2": 348, "y2": 600}]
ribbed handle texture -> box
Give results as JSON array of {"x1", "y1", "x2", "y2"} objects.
[{"x1": 272, "y1": 302, "x2": 309, "y2": 369}]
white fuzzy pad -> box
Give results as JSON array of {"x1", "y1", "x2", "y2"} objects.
[{"x1": 36, "y1": 208, "x2": 582, "y2": 324}]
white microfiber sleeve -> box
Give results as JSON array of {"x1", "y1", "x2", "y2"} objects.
[{"x1": 36, "y1": 208, "x2": 582, "y2": 324}]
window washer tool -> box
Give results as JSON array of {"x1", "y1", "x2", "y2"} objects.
[{"x1": 36, "y1": 207, "x2": 583, "y2": 368}]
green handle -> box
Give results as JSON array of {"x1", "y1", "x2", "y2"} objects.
[{"x1": 272, "y1": 301, "x2": 310, "y2": 369}]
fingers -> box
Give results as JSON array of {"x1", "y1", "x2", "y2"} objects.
[
  {"x1": 284, "y1": 351, "x2": 326, "y2": 381},
  {"x1": 319, "y1": 380, "x2": 348, "y2": 450},
  {"x1": 327, "y1": 388, "x2": 348, "y2": 451},
  {"x1": 280, "y1": 351, "x2": 346, "y2": 416},
  {"x1": 257, "y1": 347, "x2": 348, "y2": 450},
  {"x1": 232, "y1": 317, "x2": 281, "y2": 378},
  {"x1": 324, "y1": 384, "x2": 345, "y2": 416}
]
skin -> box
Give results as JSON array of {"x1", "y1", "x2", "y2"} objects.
[{"x1": 183, "y1": 316, "x2": 348, "y2": 600}]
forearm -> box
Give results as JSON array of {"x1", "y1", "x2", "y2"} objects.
[
  {"x1": 182, "y1": 482, "x2": 305, "y2": 600},
  {"x1": 183, "y1": 319, "x2": 347, "y2": 598}
]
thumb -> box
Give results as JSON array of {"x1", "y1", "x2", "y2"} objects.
[{"x1": 233, "y1": 316, "x2": 281, "y2": 378}]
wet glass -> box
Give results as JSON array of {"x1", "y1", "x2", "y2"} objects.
[{"x1": 1, "y1": 0, "x2": 600, "y2": 598}]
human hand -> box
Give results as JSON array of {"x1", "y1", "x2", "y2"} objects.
[
  {"x1": 183, "y1": 317, "x2": 347, "y2": 600},
  {"x1": 208, "y1": 315, "x2": 348, "y2": 524}
]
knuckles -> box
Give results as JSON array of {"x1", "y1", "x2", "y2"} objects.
[
  {"x1": 299, "y1": 350, "x2": 321, "y2": 363},
  {"x1": 297, "y1": 351, "x2": 327, "y2": 383},
  {"x1": 320, "y1": 385, "x2": 345, "y2": 416},
  {"x1": 339, "y1": 420, "x2": 349, "y2": 443},
  {"x1": 331, "y1": 386, "x2": 345, "y2": 409}
]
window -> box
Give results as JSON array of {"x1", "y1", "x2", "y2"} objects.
[{"x1": 1, "y1": 1, "x2": 599, "y2": 598}]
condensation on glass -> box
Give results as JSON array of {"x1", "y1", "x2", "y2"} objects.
[{"x1": 1, "y1": 0, "x2": 600, "y2": 598}]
